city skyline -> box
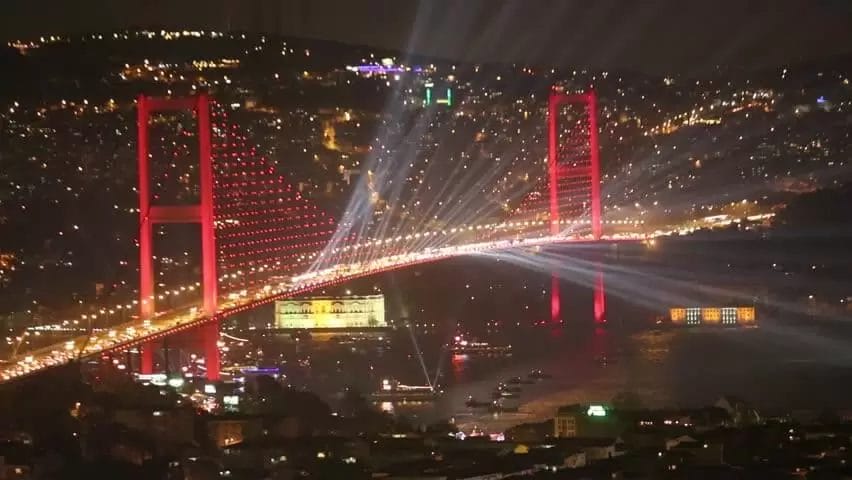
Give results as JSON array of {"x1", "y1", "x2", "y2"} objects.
[
  {"x1": 1, "y1": 24, "x2": 849, "y2": 384},
  {"x1": 3, "y1": 0, "x2": 852, "y2": 74},
  {"x1": 0, "y1": 9, "x2": 851, "y2": 479}
]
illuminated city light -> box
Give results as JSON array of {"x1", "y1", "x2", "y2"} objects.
[{"x1": 587, "y1": 405, "x2": 607, "y2": 417}]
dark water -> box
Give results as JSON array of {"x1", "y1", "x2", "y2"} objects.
[
  {"x1": 376, "y1": 320, "x2": 852, "y2": 433},
  {"x1": 237, "y1": 235, "x2": 852, "y2": 433}
]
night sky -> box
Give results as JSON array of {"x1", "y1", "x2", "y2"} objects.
[{"x1": 3, "y1": 0, "x2": 852, "y2": 74}]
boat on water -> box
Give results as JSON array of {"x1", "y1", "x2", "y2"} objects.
[
  {"x1": 527, "y1": 369, "x2": 552, "y2": 380},
  {"x1": 465, "y1": 396, "x2": 491, "y2": 408},
  {"x1": 450, "y1": 335, "x2": 512, "y2": 356},
  {"x1": 505, "y1": 376, "x2": 534, "y2": 385},
  {"x1": 371, "y1": 378, "x2": 441, "y2": 402},
  {"x1": 496, "y1": 382, "x2": 522, "y2": 393},
  {"x1": 489, "y1": 398, "x2": 520, "y2": 413},
  {"x1": 595, "y1": 354, "x2": 614, "y2": 367},
  {"x1": 492, "y1": 389, "x2": 520, "y2": 399}
]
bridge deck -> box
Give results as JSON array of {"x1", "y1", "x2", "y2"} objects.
[{"x1": 0, "y1": 234, "x2": 646, "y2": 383}]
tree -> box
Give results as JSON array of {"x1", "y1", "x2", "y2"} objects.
[
  {"x1": 424, "y1": 420, "x2": 458, "y2": 436},
  {"x1": 245, "y1": 376, "x2": 332, "y2": 428},
  {"x1": 773, "y1": 183, "x2": 852, "y2": 229},
  {"x1": 505, "y1": 420, "x2": 552, "y2": 442},
  {"x1": 339, "y1": 386, "x2": 370, "y2": 418}
]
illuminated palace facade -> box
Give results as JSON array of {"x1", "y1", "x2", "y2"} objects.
[
  {"x1": 274, "y1": 295, "x2": 386, "y2": 330},
  {"x1": 669, "y1": 306, "x2": 756, "y2": 326}
]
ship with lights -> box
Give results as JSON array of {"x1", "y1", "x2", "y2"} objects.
[
  {"x1": 370, "y1": 378, "x2": 442, "y2": 402},
  {"x1": 450, "y1": 335, "x2": 512, "y2": 356}
]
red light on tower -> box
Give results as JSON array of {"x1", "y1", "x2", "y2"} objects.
[
  {"x1": 547, "y1": 89, "x2": 605, "y2": 324},
  {"x1": 136, "y1": 94, "x2": 220, "y2": 379}
]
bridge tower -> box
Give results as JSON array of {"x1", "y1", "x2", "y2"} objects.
[
  {"x1": 136, "y1": 94, "x2": 220, "y2": 380},
  {"x1": 547, "y1": 89, "x2": 606, "y2": 325}
]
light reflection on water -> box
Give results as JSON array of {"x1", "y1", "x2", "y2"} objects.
[
  {"x1": 379, "y1": 401, "x2": 394, "y2": 414},
  {"x1": 378, "y1": 323, "x2": 852, "y2": 434}
]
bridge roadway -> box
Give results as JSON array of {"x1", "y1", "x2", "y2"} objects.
[{"x1": 0, "y1": 233, "x2": 646, "y2": 383}]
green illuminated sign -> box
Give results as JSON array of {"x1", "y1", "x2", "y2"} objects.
[
  {"x1": 587, "y1": 405, "x2": 606, "y2": 417},
  {"x1": 423, "y1": 82, "x2": 452, "y2": 107}
]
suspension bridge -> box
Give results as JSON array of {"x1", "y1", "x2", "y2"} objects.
[{"x1": 0, "y1": 88, "x2": 651, "y2": 383}]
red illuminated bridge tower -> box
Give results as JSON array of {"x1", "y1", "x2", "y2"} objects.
[
  {"x1": 136, "y1": 94, "x2": 220, "y2": 380},
  {"x1": 548, "y1": 89, "x2": 606, "y2": 325}
]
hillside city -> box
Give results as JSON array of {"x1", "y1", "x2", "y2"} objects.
[{"x1": 0, "y1": 30, "x2": 851, "y2": 480}]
